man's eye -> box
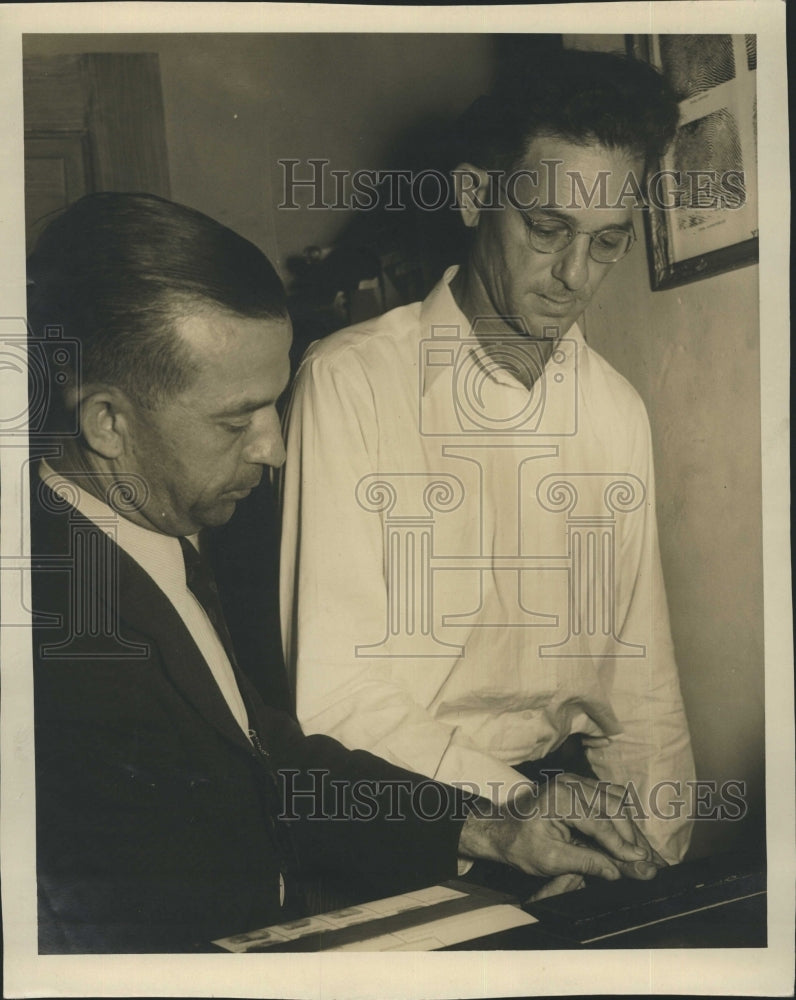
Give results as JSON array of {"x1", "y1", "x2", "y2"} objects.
[
  {"x1": 594, "y1": 230, "x2": 627, "y2": 249},
  {"x1": 532, "y1": 222, "x2": 568, "y2": 238},
  {"x1": 223, "y1": 421, "x2": 251, "y2": 434}
]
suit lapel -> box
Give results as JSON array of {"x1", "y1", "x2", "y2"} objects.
[
  {"x1": 32, "y1": 482, "x2": 254, "y2": 756},
  {"x1": 120, "y1": 557, "x2": 254, "y2": 753}
]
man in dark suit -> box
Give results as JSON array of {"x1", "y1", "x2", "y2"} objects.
[{"x1": 28, "y1": 192, "x2": 663, "y2": 954}]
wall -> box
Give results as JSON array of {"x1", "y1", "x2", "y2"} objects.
[
  {"x1": 586, "y1": 254, "x2": 764, "y2": 857},
  {"x1": 568, "y1": 35, "x2": 764, "y2": 856},
  {"x1": 23, "y1": 33, "x2": 495, "y2": 280}
]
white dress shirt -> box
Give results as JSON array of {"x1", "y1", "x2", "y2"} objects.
[
  {"x1": 280, "y1": 266, "x2": 695, "y2": 863},
  {"x1": 39, "y1": 460, "x2": 250, "y2": 735}
]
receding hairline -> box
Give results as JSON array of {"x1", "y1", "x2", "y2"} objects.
[
  {"x1": 154, "y1": 289, "x2": 288, "y2": 378},
  {"x1": 164, "y1": 291, "x2": 289, "y2": 327}
]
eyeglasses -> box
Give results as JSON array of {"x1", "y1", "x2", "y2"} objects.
[{"x1": 495, "y1": 178, "x2": 636, "y2": 263}]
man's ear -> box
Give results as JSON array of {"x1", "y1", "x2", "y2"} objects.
[
  {"x1": 77, "y1": 385, "x2": 134, "y2": 460},
  {"x1": 453, "y1": 163, "x2": 491, "y2": 229}
]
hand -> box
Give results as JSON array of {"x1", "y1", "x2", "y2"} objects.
[
  {"x1": 458, "y1": 772, "x2": 665, "y2": 883},
  {"x1": 587, "y1": 777, "x2": 668, "y2": 877}
]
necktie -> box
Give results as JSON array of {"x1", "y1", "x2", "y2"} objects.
[
  {"x1": 179, "y1": 535, "x2": 294, "y2": 911},
  {"x1": 179, "y1": 535, "x2": 240, "y2": 669}
]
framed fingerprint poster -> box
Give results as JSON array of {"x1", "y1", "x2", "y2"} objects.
[{"x1": 631, "y1": 34, "x2": 759, "y2": 291}]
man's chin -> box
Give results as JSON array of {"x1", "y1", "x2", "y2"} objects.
[
  {"x1": 192, "y1": 498, "x2": 239, "y2": 530},
  {"x1": 520, "y1": 295, "x2": 582, "y2": 337},
  {"x1": 523, "y1": 313, "x2": 578, "y2": 341}
]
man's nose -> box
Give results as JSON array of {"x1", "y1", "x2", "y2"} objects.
[
  {"x1": 243, "y1": 408, "x2": 287, "y2": 469},
  {"x1": 551, "y1": 234, "x2": 591, "y2": 291}
]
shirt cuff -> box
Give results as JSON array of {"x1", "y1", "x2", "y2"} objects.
[{"x1": 457, "y1": 858, "x2": 474, "y2": 876}]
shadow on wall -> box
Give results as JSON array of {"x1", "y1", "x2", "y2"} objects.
[
  {"x1": 284, "y1": 112, "x2": 463, "y2": 373},
  {"x1": 285, "y1": 34, "x2": 565, "y2": 371}
]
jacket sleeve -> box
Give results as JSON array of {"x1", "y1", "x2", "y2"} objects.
[{"x1": 252, "y1": 695, "x2": 470, "y2": 900}]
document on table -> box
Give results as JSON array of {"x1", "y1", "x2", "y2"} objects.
[
  {"x1": 329, "y1": 902, "x2": 536, "y2": 951},
  {"x1": 213, "y1": 883, "x2": 537, "y2": 952}
]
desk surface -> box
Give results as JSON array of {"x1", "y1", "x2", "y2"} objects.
[
  {"x1": 214, "y1": 851, "x2": 766, "y2": 952},
  {"x1": 444, "y1": 851, "x2": 766, "y2": 950}
]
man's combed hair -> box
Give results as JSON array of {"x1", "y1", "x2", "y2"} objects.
[
  {"x1": 456, "y1": 49, "x2": 680, "y2": 172},
  {"x1": 27, "y1": 192, "x2": 287, "y2": 415}
]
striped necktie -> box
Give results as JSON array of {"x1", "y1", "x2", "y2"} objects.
[{"x1": 178, "y1": 535, "x2": 239, "y2": 669}]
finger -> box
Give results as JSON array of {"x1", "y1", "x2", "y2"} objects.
[
  {"x1": 553, "y1": 777, "x2": 650, "y2": 859},
  {"x1": 613, "y1": 858, "x2": 661, "y2": 880},
  {"x1": 547, "y1": 840, "x2": 621, "y2": 882},
  {"x1": 525, "y1": 873, "x2": 585, "y2": 902},
  {"x1": 567, "y1": 813, "x2": 652, "y2": 864},
  {"x1": 562, "y1": 776, "x2": 669, "y2": 867},
  {"x1": 607, "y1": 810, "x2": 668, "y2": 868},
  {"x1": 566, "y1": 826, "x2": 657, "y2": 882},
  {"x1": 605, "y1": 815, "x2": 653, "y2": 859},
  {"x1": 595, "y1": 782, "x2": 668, "y2": 865},
  {"x1": 627, "y1": 826, "x2": 668, "y2": 868},
  {"x1": 565, "y1": 823, "x2": 657, "y2": 881}
]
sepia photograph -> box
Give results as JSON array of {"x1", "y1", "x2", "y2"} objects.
[{"x1": 0, "y1": 3, "x2": 792, "y2": 998}]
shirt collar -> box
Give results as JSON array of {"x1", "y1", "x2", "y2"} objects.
[
  {"x1": 39, "y1": 459, "x2": 198, "y2": 594},
  {"x1": 419, "y1": 265, "x2": 585, "y2": 396}
]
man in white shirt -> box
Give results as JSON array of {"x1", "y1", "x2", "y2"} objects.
[
  {"x1": 28, "y1": 191, "x2": 663, "y2": 952},
  {"x1": 281, "y1": 49, "x2": 696, "y2": 866}
]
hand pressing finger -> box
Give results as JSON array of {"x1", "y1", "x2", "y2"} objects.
[
  {"x1": 546, "y1": 839, "x2": 622, "y2": 882},
  {"x1": 566, "y1": 811, "x2": 653, "y2": 867},
  {"x1": 614, "y1": 857, "x2": 661, "y2": 880},
  {"x1": 553, "y1": 776, "x2": 653, "y2": 860},
  {"x1": 578, "y1": 778, "x2": 669, "y2": 869}
]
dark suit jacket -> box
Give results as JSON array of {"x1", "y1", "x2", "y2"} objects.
[{"x1": 31, "y1": 479, "x2": 465, "y2": 953}]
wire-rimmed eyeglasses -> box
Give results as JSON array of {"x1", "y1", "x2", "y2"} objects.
[{"x1": 494, "y1": 177, "x2": 636, "y2": 263}]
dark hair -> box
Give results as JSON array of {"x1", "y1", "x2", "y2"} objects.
[
  {"x1": 455, "y1": 49, "x2": 680, "y2": 172},
  {"x1": 27, "y1": 192, "x2": 287, "y2": 414}
]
